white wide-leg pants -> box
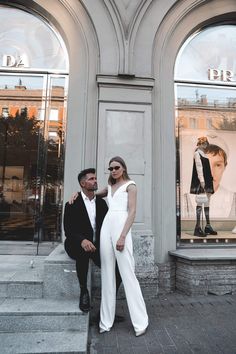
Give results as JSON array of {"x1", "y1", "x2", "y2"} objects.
[{"x1": 99, "y1": 211, "x2": 148, "y2": 333}]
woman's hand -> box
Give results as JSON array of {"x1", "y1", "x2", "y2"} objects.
[
  {"x1": 116, "y1": 235, "x2": 125, "y2": 252},
  {"x1": 69, "y1": 192, "x2": 78, "y2": 204}
]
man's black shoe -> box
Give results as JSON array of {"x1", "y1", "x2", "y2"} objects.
[
  {"x1": 194, "y1": 226, "x2": 206, "y2": 237},
  {"x1": 205, "y1": 224, "x2": 217, "y2": 235},
  {"x1": 79, "y1": 288, "x2": 90, "y2": 312}
]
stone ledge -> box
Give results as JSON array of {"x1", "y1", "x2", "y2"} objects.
[
  {"x1": 44, "y1": 243, "x2": 72, "y2": 264},
  {"x1": 169, "y1": 248, "x2": 236, "y2": 261},
  {"x1": 43, "y1": 244, "x2": 81, "y2": 298},
  {"x1": 170, "y1": 249, "x2": 236, "y2": 295}
]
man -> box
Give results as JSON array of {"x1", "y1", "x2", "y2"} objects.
[{"x1": 64, "y1": 168, "x2": 122, "y2": 313}]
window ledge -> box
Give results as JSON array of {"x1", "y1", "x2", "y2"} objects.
[{"x1": 169, "y1": 248, "x2": 236, "y2": 261}]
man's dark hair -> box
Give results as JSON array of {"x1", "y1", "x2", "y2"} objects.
[{"x1": 78, "y1": 168, "x2": 96, "y2": 186}]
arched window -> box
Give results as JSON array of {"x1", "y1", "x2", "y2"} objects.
[
  {"x1": 175, "y1": 24, "x2": 236, "y2": 246},
  {"x1": 0, "y1": 6, "x2": 68, "y2": 252}
]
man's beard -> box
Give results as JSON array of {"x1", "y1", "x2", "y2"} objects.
[{"x1": 89, "y1": 184, "x2": 98, "y2": 191}]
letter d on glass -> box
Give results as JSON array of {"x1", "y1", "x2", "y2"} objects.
[{"x1": 2, "y1": 55, "x2": 16, "y2": 67}]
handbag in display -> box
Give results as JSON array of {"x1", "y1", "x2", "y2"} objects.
[{"x1": 195, "y1": 193, "x2": 208, "y2": 204}]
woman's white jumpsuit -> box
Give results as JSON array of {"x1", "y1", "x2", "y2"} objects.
[{"x1": 99, "y1": 181, "x2": 148, "y2": 333}]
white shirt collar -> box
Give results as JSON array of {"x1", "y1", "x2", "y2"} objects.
[{"x1": 81, "y1": 191, "x2": 96, "y2": 202}]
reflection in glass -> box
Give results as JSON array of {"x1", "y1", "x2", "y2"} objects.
[
  {"x1": 0, "y1": 78, "x2": 43, "y2": 240},
  {"x1": 41, "y1": 77, "x2": 67, "y2": 242},
  {"x1": 0, "y1": 6, "x2": 67, "y2": 71},
  {"x1": 175, "y1": 25, "x2": 236, "y2": 82},
  {"x1": 0, "y1": 75, "x2": 67, "y2": 243}
]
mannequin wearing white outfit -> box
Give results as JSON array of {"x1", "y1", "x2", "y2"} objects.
[{"x1": 99, "y1": 156, "x2": 148, "y2": 337}]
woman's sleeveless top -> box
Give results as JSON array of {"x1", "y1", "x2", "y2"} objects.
[{"x1": 107, "y1": 181, "x2": 136, "y2": 212}]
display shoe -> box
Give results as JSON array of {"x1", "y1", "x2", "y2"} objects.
[
  {"x1": 135, "y1": 326, "x2": 148, "y2": 337},
  {"x1": 232, "y1": 226, "x2": 236, "y2": 234},
  {"x1": 79, "y1": 288, "x2": 90, "y2": 312},
  {"x1": 204, "y1": 224, "x2": 217, "y2": 235},
  {"x1": 194, "y1": 226, "x2": 206, "y2": 237}
]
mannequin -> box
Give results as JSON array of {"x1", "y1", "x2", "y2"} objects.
[{"x1": 190, "y1": 136, "x2": 217, "y2": 237}]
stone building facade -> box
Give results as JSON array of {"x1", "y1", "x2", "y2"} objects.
[{"x1": 1, "y1": 0, "x2": 236, "y2": 296}]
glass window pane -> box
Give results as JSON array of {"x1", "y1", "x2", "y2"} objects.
[
  {"x1": 175, "y1": 25, "x2": 236, "y2": 83},
  {"x1": 42, "y1": 76, "x2": 67, "y2": 242},
  {"x1": 0, "y1": 6, "x2": 68, "y2": 71},
  {"x1": 0, "y1": 75, "x2": 45, "y2": 240},
  {"x1": 0, "y1": 74, "x2": 67, "y2": 243},
  {"x1": 176, "y1": 83, "x2": 236, "y2": 245}
]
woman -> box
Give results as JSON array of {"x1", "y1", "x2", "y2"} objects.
[
  {"x1": 98, "y1": 156, "x2": 148, "y2": 336},
  {"x1": 190, "y1": 137, "x2": 217, "y2": 237}
]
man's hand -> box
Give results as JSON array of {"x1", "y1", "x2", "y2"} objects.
[
  {"x1": 81, "y1": 239, "x2": 96, "y2": 252},
  {"x1": 69, "y1": 192, "x2": 78, "y2": 204}
]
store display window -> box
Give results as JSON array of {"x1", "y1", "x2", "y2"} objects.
[{"x1": 175, "y1": 24, "x2": 236, "y2": 245}]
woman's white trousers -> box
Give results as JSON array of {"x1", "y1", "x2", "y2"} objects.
[{"x1": 99, "y1": 211, "x2": 148, "y2": 333}]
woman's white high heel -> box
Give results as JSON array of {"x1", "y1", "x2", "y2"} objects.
[
  {"x1": 99, "y1": 328, "x2": 110, "y2": 334},
  {"x1": 135, "y1": 326, "x2": 148, "y2": 337}
]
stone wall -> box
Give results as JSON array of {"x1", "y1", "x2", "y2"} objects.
[
  {"x1": 175, "y1": 258, "x2": 236, "y2": 296},
  {"x1": 158, "y1": 261, "x2": 176, "y2": 294}
]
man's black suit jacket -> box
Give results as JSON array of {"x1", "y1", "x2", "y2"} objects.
[{"x1": 63, "y1": 192, "x2": 108, "y2": 260}]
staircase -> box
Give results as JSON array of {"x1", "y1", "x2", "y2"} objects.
[{"x1": 0, "y1": 245, "x2": 89, "y2": 354}]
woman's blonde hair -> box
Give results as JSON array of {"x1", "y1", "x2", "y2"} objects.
[{"x1": 108, "y1": 156, "x2": 130, "y2": 185}]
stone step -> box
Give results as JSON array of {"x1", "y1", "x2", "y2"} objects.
[
  {"x1": 0, "y1": 246, "x2": 81, "y2": 299},
  {"x1": 0, "y1": 255, "x2": 45, "y2": 298},
  {"x1": 0, "y1": 241, "x2": 58, "y2": 256},
  {"x1": 0, "y1": 247, "x2": 90, "y2": 353},
  {"x1": 43, "y1": 244, "x2": 81, "y2": 299},
  {"x1": 0, "y1": 298, "x2": 86, "y2": 331},
  {"x1": 0, "y1": 280, "x2": 43, "y2": 298},
  {"x1": 0, "y1": 330, "x2": 87, "y2": 354},
  {"x1": 0, "y1": 298, "x2": 89, "y2": 353}
]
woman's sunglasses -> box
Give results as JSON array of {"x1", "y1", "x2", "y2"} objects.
[{"x1": 108, "y1": 166, "x2": 120, "y2": 172}]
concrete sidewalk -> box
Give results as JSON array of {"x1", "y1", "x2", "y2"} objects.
[{"x1": 88, "y1": 292, "x2": 236, "y2": 354}]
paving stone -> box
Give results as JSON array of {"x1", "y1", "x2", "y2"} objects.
[
  {"x1": 88, "y1": 294, "x2": 236, "y2": 354},
  {"x1": 103, "y1": 347, "x2": 119, "y2": 354},
  {"x1": 164, "y1": 326, "x2": 193, "y2": 354},
  {"x1": 154, "y1": 329, "x2": 176, "y2": 347},
  {"x1": 148, "y1": 348, "x2": 164, "y2": 354},
  {"x1": 132, "y1": 346, "x2": 150, "y2": 354},
  {"x1": 118, "y1": 347, "x2": 135, "y2": 354}
]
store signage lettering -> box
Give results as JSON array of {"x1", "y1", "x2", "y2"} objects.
[
  {"x1": 2, "y1": 54, "x2": 29, "y2": 68},
  {"x1": 208, "y1": 68, "x2": 234, "y2": 82}
]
